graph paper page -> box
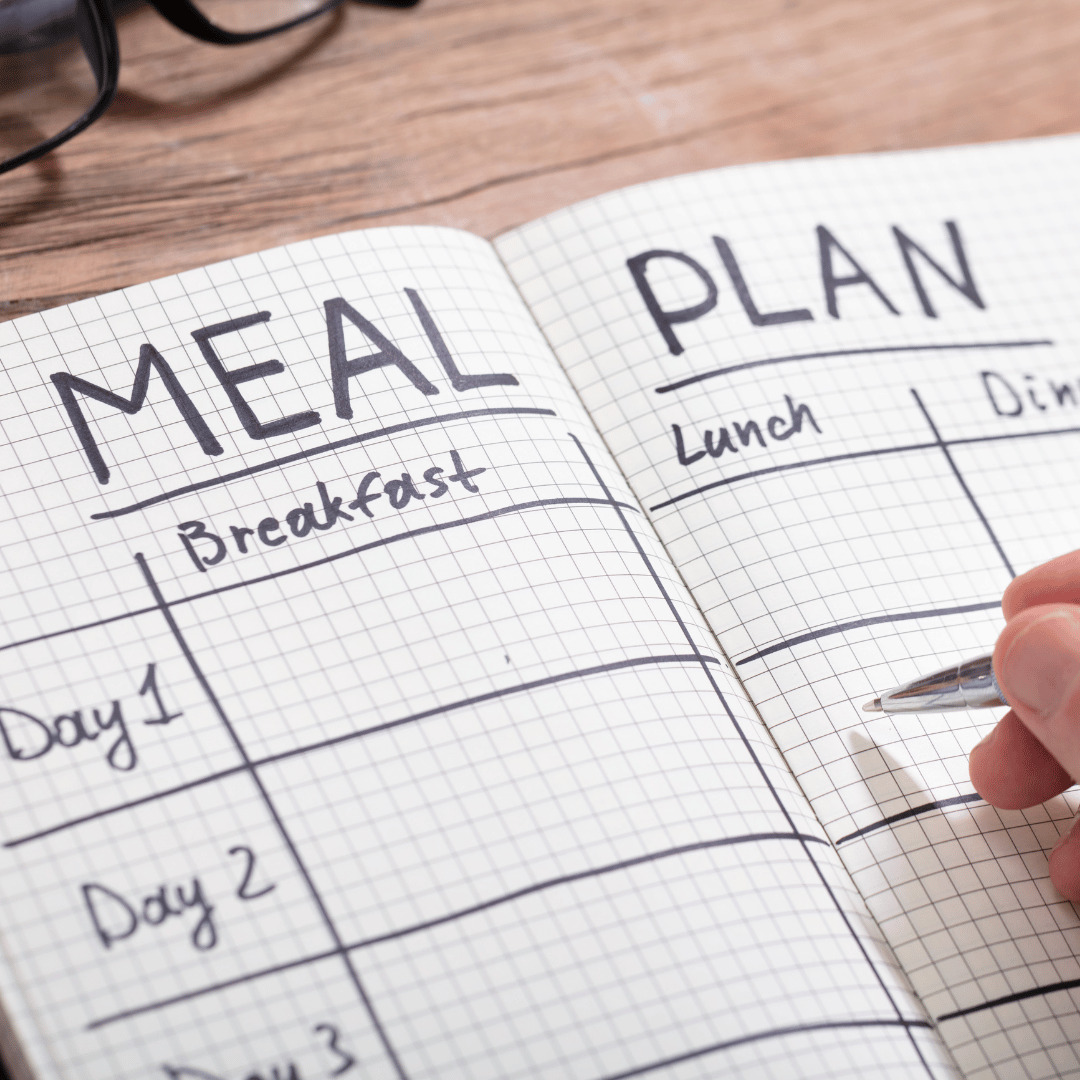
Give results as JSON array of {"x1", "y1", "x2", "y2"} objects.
[
  {"x1": 0, "y1": 225, "x2": 947, "y2": 1080},
  {"x1": 498, "y1": 134, "x2": 1080, "y2": 1080}
]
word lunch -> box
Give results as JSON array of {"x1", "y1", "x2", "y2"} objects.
[{"x1": 672, "y1": 395, "x2": 822, "y2": 467}]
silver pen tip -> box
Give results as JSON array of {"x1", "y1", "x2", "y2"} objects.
[{"x1": 862, "y1": 697, "x2": 883, "y2": 713}]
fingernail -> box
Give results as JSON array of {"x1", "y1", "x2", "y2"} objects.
[{"x1": 1000, "y1": 610, "x2": 1080, "y2": 718}]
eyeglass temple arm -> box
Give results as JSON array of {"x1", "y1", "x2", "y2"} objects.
[{"x1": 147, "y1": 0, "x2": 419, "y2": 47}]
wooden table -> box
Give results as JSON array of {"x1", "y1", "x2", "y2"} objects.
[{"x1": 3, "y1": 0, "x2": 1079, "y2": 321}]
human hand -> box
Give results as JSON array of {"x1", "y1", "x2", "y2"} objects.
[{"x1": 970, "y1": 549, "x2": 1080, "y2": 900}]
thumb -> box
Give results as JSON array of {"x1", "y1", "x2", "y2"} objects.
[{"x1": 995, "y1": 603, "x2": 1080, "y2": 783}]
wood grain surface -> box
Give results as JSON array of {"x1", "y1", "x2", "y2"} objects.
[{"x1": 2, "y1": 0, "x2": 1079, "y2": 320}]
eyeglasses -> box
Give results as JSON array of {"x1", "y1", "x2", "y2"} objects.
[{"x1": 0, "y1": 0, "x2": 419, "y2": 176}]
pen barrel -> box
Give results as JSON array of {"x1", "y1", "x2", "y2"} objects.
[
  {"x1": 878, "y1": 654, "x2": 1005, "y2": 712},
  {"x1": 957, "y1": 655, "x2": 1007, "y2": 709}
]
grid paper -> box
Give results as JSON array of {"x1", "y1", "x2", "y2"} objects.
[
  {"x1": 497, "y1": 132, "x2": 1080, "y2": 1080},
  {"x1": 0, "y1": 225, "x2": 946, "y2": 1080}
]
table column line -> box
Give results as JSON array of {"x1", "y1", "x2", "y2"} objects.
[
  {"x1": 569, "y1": 434, "x2": 940, "y2": 1080},
  {"x1": 910, "y1": 387, "x2": 1016, "y2": 578},
  {"x1": 134, "y1": 552, "x2": 410, "y2": 1080}
]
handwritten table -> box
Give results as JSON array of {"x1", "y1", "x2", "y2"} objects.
[{"x1": 2, "y1": 0, "x2": 1078, "y2": 322}]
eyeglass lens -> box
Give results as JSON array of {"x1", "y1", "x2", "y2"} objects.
[
  {"x1": 0, "y1": 1, "x2": 102, "y2": 168},
  {"x1": 186, "y1": 0, "x2": 339, "y2": 34}
]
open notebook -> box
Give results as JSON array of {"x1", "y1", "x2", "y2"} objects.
[{"x1": 1, "y1": 133, "x2": 1079, "y2": 1080}]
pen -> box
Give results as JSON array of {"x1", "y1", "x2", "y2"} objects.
[{"x1": 862, "y1": 654, "x2": 1007, "y2": 713}]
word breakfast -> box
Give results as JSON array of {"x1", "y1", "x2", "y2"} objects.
[{"x1": 177, "y1": 449, "x2": 487, "y2": 572}]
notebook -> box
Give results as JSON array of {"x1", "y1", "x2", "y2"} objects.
[{"x1": 1, "y1": 132, "x2": 1079, "y2": 1080}]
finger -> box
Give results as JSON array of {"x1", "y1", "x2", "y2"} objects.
[
  {"x1": 969, "y1": 710, "x2": 1073, "y2": 809},
  {"x1": 994, "y1": 603, "x2": 1080, "y2": 782},
  {"x1": 1048, "y1": 817, "x2": 1080, "y2": 902},
  {"x1": 1003, "y1": 549, "x2": 1080, "y2": 620}
]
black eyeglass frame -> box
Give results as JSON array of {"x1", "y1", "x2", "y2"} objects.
[
  {"x1": 2, "y1": 0, "x2": 119, "y2": 176},
  {"x1": 1, "y1": 0, "x2": 418, "y2": 177}
]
